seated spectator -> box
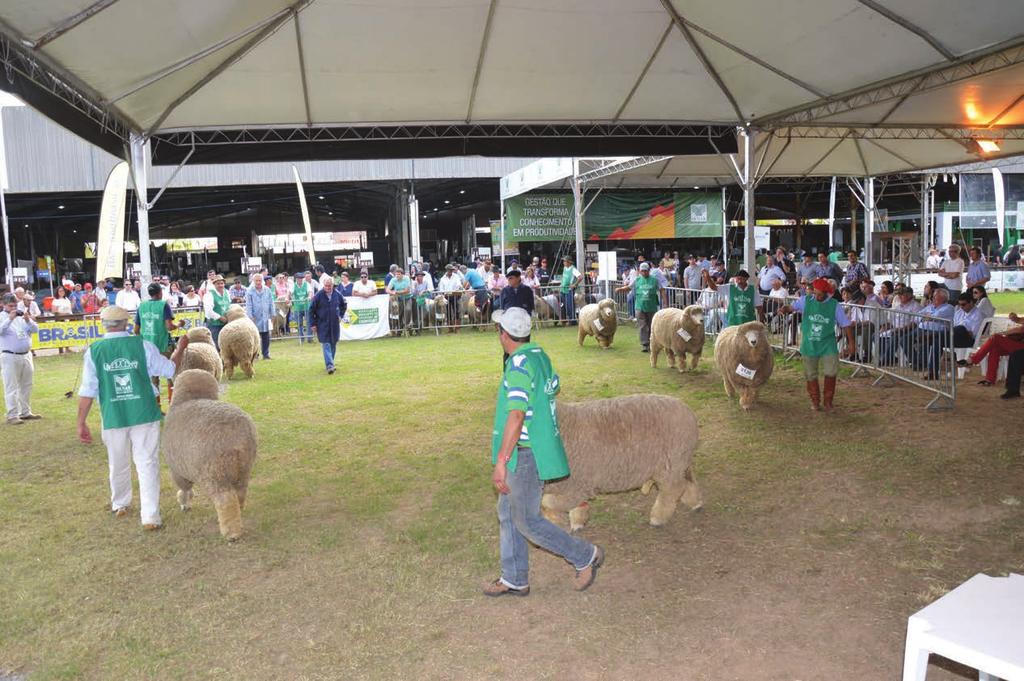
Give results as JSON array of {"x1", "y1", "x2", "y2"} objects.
[
  {"x1": 522, "y1": 265, "x2": 540, "y2": 291},
  {"x1": 961, "y1": 311, "x2": 1024, "y2": 386},
  {"x1": 843, "y1": 288, "x2": 876, "y2": 363},
  {"x1": 860, "y1": 279, "x2": 883, "y2": 307},
  {"x1": 953, "y1": 292, "x2": 985, "y2": 350},
  {"x1": 971, "y1": 285, "x2": 996, "y2": 319},
  {"x1": 878, "y1": 286, "x2": 922, "y2": 366},
  {"x1": 877, "y1": 281, "x2": 894, "y2": 308},
  {"x1": 901, "y1": 287, "x2": 954, "y2": 379},
  {"x1": 182, "y1": 285, "x2": 202, "y2": 307}
]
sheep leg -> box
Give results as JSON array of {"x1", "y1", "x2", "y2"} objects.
[
  {"x1": 681, "y1": 466, "x2": 703, "y2": 511},
  {"x1": 241, "y1": 360, "x2": 254, "y2": 379},
  {"x1": 722, "y1": 376, "x2": 736, "y2": 398},
  {"x1": 676, "y1": 351, "x2": 687, "y2": 373},
  {"x1": 568, "y1": 503, "x2": 591, "y2": 532},
  {"x1": 666, "y1": 349, "x2": 676, "y2": 368},
  {"x1": 541, "y1": 492, "x2": 582, "y2": 527},
  {"x1": 738, "y1": 386, "x2": 756, "y2": 411},
  {"x1": 212, "y1": 489, "x2": 243, "y2": 541},
  {"x1": 650, "y1": 342, "x2": 661, "y2": 368},
  {"x1": 649, "y1": 484, "x2": 685, "y2": 526},
  {"x1": 223, "y1": 359, "x2": 235, "y2": 380},
  {"x1": 236, "y1": 483, "x2": 248, "y2": 511},
  {"x1": 689, "y1": 352, "x2": 701, "y2": 370},
  {"x1": 577, "y1": 326, "x2": 586, "y2": 346},
  {"x1": 171, "y1": 471, "x2": 194, "y2": 510}
]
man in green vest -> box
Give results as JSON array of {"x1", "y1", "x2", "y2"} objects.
[
  {"x1": 77, "y1": 306, "x2": 190, "y2": 529},
  {"x1": 203, "y1": 275, "x2": 232, "y2": 350},
  {"x1": 483, "y1": 307, "x2": 604, "y2": 597},
  {"x1": 705, "y1": 269, "x2": 763, "y2": 327},
  {"x1": 615, "y1": 261, "x2": 660, "y2": 352},
  {"x1": 292, "y1": 271, "x2": 312, "y2": 343},
  {"x1": 780, "y1": 278, "x2": 856, "y2": 412},
  {"x1": 135, "y1": 283, "x2": 183, "y2": 406}
]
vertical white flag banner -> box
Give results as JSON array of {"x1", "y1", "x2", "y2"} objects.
[
  {"x1": 292, "y1": 165, "x2": 316, "y2": 265},
  {"x1": 96, "y1": 161, "x2": 130, "y2": 280},
  {"x1": 828, "y1": 176, "x2": 837, "y2": 249},
  {"x1": 993, "y1": 168, "x2": 1006, "y2": 248}
]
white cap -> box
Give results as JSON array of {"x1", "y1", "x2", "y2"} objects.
[{"x1": 492, "y1": 307, "x2": 532, "y2": 338}]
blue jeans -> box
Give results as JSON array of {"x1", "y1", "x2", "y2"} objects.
[
  {"x1": 259, "y1": 331, "x2": 270, "y2": 359},
  {"x1": 497, "y1": 447, "x2": 595, "y2": 589},
  {"x1": 294, "y1": 308, "x2": 308, "y2": 342},
  {"x1": 321, "y1": 342, "x2": 336, "y2": 369},
  {"x1": 627, "y1": 291, "x2": 635, "y2": 317},
  {"x1": 209, "y1": 324, "x2": 222, "y2": 351},
  {"x1": 561, "y1": 291, "x2": 575, "y2": 323}
]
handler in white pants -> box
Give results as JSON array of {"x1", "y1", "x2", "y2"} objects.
[
  {"x1": 0, "y1": 293, "x2": 40, "y2": 425},
  {"x1": 76, "y1": 306, "x2": 189, "y2": 529}
]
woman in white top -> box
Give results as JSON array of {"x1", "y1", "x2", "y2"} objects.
[
  {"x1": 521, "y1": 266, "x2": 540, "y2": 291},
  {"x1": 182, "y1": 285, "x2": 203, "y2": 308},
  {"x1": 51, "y1": 286, "x2": 73, "y2": 316},
  {"x1": 971, "y1": 285, "x2": 996, "y2": 319}
]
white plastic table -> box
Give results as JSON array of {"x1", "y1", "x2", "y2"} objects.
[{"x1": 903, "y1": 573, "x2": 1024, "y2": 681}]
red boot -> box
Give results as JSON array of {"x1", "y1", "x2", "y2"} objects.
[
  {"x1": 806, "y1": 380, "x2": 821, "y2": 411},
  {"x1": 823, "y1": 376, "x2": 837, "y2": 412}
]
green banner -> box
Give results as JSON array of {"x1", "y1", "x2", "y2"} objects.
[
  {"x1": 505, "y1": 191, "x2": 725, "y2": 241},
  {"x1": 505, "y1": 193, "x2": 575, "y2": 241},
  {"x1": 675, "y1": 192, "x2": 723, "y2": 238}
]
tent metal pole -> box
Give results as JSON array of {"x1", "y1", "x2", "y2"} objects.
[
  {"x1": 129, "y1": 133, "x2": 153, "y2": 297},
  {"x1": 721, "y1": 186, "x2": 727, "y2": 271},
  {"x1": 1, "y1": 183, "x2": 12, "y2": 290},
  {"x1": 742, "y1": 127, "x2": 755, "y2": 273},
  {"x1": 920, "y1": 177, "x2": 929, "y2": 261},
  {"x1": 865, "y1": 176, "x2": 875, "y2": 270},
  {"x1": 500, "y1": 199, "x2": 506, "y2": 274},
  {"x1": 572, "y1": 158, "x2": 584, "y2": 269},
  {"x1": 828, "y1": 176, "x2": 837, "y2": 251}
]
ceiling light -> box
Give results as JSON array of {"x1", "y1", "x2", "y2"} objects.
[
  {"x1": 328, "y1": 211, "x2": 333, "y2": 216},
  {"x1": 460, "y1": 190, "x2": 466, "y2": 194},
  {"x1": 72, "y1": 229, "x2": 77, "y2": 233},
  {"x1": 318, "y1": 195, "x2": 324, "y2": 200},
  {"x1": 58, "y1": 205, "x2": 65, "y2": 210},
  {"x1": 230, "y1": 199, "x2": 235, "y2": 203},
  {"x1": 976, "y1": 139, "x2": 1000, "y2": 154},
  {"x1": 444, "y1": 200, "x2": 450, "y2": 204},
  {"x1": 693, "y1": 186, "x2": 700, "y2": 190},
  {"x1": 433, "y1": 208, "x2": 438, "y2": 211}
]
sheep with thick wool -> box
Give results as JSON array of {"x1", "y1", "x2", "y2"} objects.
[
  {"x1": 535, "y1": 293, "x2": 560, "y2": 324},
  {"x1": 541, "y1": 394, "x2": 702, "y2": 531},
  {"x1": 163, "y1": 370, "x2": 257, "y2": 541},
  {"x1": 577, "y1": 298, "x2": 618, "y2": 348},
  {"x1": 219, "y1": 304, "x2": 260, "y2": 379},
  {"x1": 651, "y1": 305, "x2": 706, "y2": 372},
  {"x1": 714, "y1": 320, "x2": 774, "y2": 410},
  {"x1": 175, "y1": 326, "x2": 223, "y2": 381}
]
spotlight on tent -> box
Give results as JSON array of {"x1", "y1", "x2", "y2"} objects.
[{"x1": 974, "y1": 138, "x2": 1001, "y2": 154}]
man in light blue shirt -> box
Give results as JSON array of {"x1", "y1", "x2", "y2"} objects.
[
  {"x1": 246, "y1": 275, "x2": 275, "y2": 360},
  {"x1": 903, "y1": 287, "x2": 955, "y2": 379},
  {"x1": 953, "y1": 292, "x2": 985, "y2": 349},
  {"x1": 966, "y1": 247, "x2": 991, "y2": 288},
  {"x1": 1, "y1": 293, "x2": 40, "y2": 424}
]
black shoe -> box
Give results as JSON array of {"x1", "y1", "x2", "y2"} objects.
[
  {"x1": 641, "y1": 346, "x2": 650, "y2": 353},
  {"x1": 1000, "y1": 391, "x2": 1021, "y2": 400},
  {"x1": 327, "y1": 366, "x2": 335, "y2": 375},
  {"x1": 956, "y1": 359, "x2": 969, "y2": 367}
]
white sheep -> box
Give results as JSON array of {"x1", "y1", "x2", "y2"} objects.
[
  {"x1": 219, "y1": 305, "x2": 260, "y2": 380},
  {"x1": 714, "y1": 320, "x2": 775, "y2": 410},
  {"x1": 650, "y1": 305, "x2": 706, "y2": 372},
  {"x1": 577, "y1": 298, "x2": 618, "y2": 348},
  {"x1": 541, "y1": 394, "x2": 702, "y2": 531}
]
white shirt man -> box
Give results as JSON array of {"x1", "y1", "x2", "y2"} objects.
[
  {"x1": 13, "y1": 288, "x2": 41, "y2": 317},
  {"x1": 768, "y1": 279, "x2": 788, "y2": 300},
  {"x1": 115, "y1": 286, "x2": 141, "y2": 313},
  {"x1": 1, "y1": 293, "x2": 40, "y2": 424},
  {"x1": 757, "y1": 258, "x2": 786, "y2": 293},
  {"x1": 351, "y1": 271, "x2": 377, "y2": 298},
  {"x1": 438, "y1": 269, "x2": 463, "y2": 294},
  {"x1": 926, "y1": 249, "x2": 942, "y2": 269},
  {"x1": 938, "y1": 246, "x2": 964, "y2": 294}
]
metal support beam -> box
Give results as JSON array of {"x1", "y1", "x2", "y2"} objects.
[
  {"x1": 615, "y1": 21, "x2": 672, "y2": 121},
  {"x1": 466, "y1": 0, "x2": 498, "y2": 122},
  {"x1": 855, "y1": 0, "x2": 955, "y2": 61},
  {"x1": 571, "y1": 159, "x2": 584, "y2": 270},
  {"x1": 146, "y1": 144, "x2": 194, "y2": 210},
  {"x1": 293, "y1": 12, "x2": 313, "y2": 127},
  {"x1": 742, "y1": 127, "x2": 756, "y2": 272},
  {"x1": 865, "y1": 176, "x2": 875, "y2": 270},
  {"x1": 576, "y1": 155, "x2": 673, "y2": 183},
  {"x1": 128, "y1": 133, "x2": 153, "y2": 294},
  {"x1": 31, "y1": 0, "x2": 122, "y2": 49},
  {"x1": 756, "y1": 36, "x2": 1024, "y2": 127}
]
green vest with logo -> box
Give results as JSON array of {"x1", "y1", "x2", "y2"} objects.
[
  {"x1": 491, "y1": 343, "x2": 570, "y2": 481},
  {"x1": 91, "y1": 335, "x2": 162, "y2": 430},
  {"x1": 137, "y1": 300, "x2": 170, "y2": 351},
  {"x1": 208, "y1": 288, "x2": 231, "y2": 327},
  {"x1": 799, "y1": 295, "x2": 839, "y2": 357},
  {"x1": 726, "y1": 283, "x2": 756, "y2": 326},
  {"x1": 292, "y1": 281, "x2": 310, "y2": 313},
  {"x1": 633, "y1": 274, "x2": 660, "y2": 313}
]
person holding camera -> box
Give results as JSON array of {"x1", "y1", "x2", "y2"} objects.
[{"x1": 0, "y1": 292, "x2": 41, "y2": 425}]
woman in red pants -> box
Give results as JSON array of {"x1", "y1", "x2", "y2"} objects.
[{"x1": 963, "y1": 313, "x2": 1024, "y2": 385}]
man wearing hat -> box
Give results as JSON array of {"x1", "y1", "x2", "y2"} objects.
[
  {"x1": 1, "y1": 292, "x2": 41, "y2": 425},
  {"x1": 559, "y1": 256, "x2": 582, "y2": 325},
  {"x1": 615, "y1": 261, "x2": 660, "y2": 352},
  {"x1": 484, "y1": 307, "x2": 604, "y2": 596},
  {"x1": 76, "y1": 306, "x2": 190, "y2": 529},
  {"x1": 203, "y1": 274, "x2": 232, "y2": 350},
  {"x1": 705, "y1": 268, "x2": 763, "y2": 327},
  {"x1": 780, "y1": 279, "x2": 855, "y2": 412},
  {"x1": 437, "y1": 264, "x2": 463, "y2": 332},
  {"x1": 136, "y1": 283, "x2": 183, "y2": 406}
]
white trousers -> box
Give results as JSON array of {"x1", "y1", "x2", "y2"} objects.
[
  {"x1": 0, "y1": 352, "x2": 33, "y2": 419},
  {"x1": 101, "y1": 420, "x2": 162, "y2": 525}
]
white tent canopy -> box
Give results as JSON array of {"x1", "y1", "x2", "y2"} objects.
[{"x1": 2, "y1": 1, "x2": 1024, "y2": 172}]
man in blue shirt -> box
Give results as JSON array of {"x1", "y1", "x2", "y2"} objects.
[
  {"x1": 245, "y1": 275, "x2": 275, "y2": 360},
  {"x1": 902, "y1": 287, "x2": 955, "y2": 379},
  {"x1": 497, "y1": 270, "x2": 535, "y2": 314},
  {"x1": 462, "y1": 265, "x2": 488, "y2": 314},
  {"x1": 966, "y1": 247, "x2": 991, "y2": 288}
]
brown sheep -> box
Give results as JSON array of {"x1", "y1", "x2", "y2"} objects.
[
  {"x1": 164, "y1": 370, "x2": 257, "y2": 541},
  {"x1": 541, "y1": 394, "x2": 702, "y2": 531},
  {"x1": 714, "y1": 320, "x2": 774, "y2": 410},
  {"x1": 271, "y1": 300, "x2": 291, "y2": 338},
  {"x1": 650, "y1": 305, "x2": 706, "y2": 372},
  {"x1": 535, "y1": 293, "x2": 560, "y2": 324},
  {"x1": 577, "y1": 298, "x2": 618, "y2": 348},
  {"x1": 219, "y1": 311, "x2": 260, "y2": 380}
]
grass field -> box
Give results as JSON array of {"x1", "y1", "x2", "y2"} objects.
[
  {"x1": 1, "y1": 325, "x2": 1022, "y2": 680},
  {"x1": 986, "y1": 290, "x2": 1024, "y2": 313}
]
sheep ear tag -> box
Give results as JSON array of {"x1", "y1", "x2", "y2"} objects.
[
  {"x1": 677, "y1": 328, "x2": 692, "y2": 342},
  {"x1": 593, "y1": 319, "x2": 603, "y2": 331},
  {"x1": 735, "y1": 363, "x2": 756, "y2": 380}
]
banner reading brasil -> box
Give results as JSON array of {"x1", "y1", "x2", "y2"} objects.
[
  {"x1": 32, "y1": 308, "x2": 206, "y2": 350},
  {"x1": 504, "y1": 191, "x2": 723, "y2": 241}
]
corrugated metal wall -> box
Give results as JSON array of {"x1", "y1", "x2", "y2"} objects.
[{"x1": 1, "y1": 106, "x2": 535, "y2": 193}]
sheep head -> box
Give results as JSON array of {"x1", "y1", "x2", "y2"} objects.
[
  {"x1": 732, "y1": 321, "x2": 771, "y2": 362},
  {"x1": 224, "y1": 305, "x2": 247, "y2": 323},
  {"x1": 597, "y1": 298, "x2": 616, "y2": 321},
  {"x1": 186, "y1": 326, "x2": 214, "y2": 345},
  {"x1": 171, "y1": 369, "x2": 220, "y2": 406},
  {"x1": 681, "y1": 304, "x2": 704, "y2": 327}
]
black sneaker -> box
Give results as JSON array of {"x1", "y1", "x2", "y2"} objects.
[
  {"x1": 1000, "y1": 391, "x2": 1021, "y2": 400},
  {"x1": 641, "y1": 346, "x2": 650, "y2": 353}
]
